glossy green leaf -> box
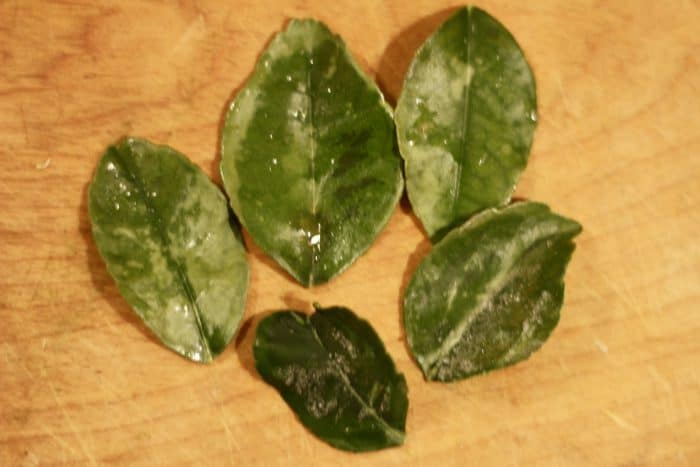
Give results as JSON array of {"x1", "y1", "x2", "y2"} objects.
[
  {"x1": 395, "y1": 6, "x2": 537, "y2": 240},
  {"x1": 404, "y1": 202, "x2": 581, "y2": 381},
  {"x1": 253, "y1": 305, "x2": 408, "y2": 452},
  {"x1": 221, "y1": 19, "x2": 403, "y2": 287},
  {"x1": 88, "y1": 138, "x2": 249, "y2": 363}
]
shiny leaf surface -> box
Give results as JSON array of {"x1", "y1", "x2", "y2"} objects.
[
  {"x1": 88, "y1": 138, "x2": 249, "y2": 362},
  {"x1": 404, "y1": 202, "x2": 581, "y2": 381},
  {"x1": 396, "y1": 6, "x2": 537, "y2": 239},
  {"x1": 254, "y1": 305, "x2": 408, "y2": 452},
  {"x1": 221, "y1": 19, "x2": 403, "y2": 286}
]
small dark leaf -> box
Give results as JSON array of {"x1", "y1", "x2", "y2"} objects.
[
  {"x1": 404, "y1": 202, "x2": 581, "y2": 381},
  {"x1": 254, "y1": 305, "x2": 408, "y2": 452},
  {"x1": 88, "y1": 138, "x2": 249, "y2": 362}
]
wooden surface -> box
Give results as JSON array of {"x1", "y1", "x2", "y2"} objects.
[{"x1": 1, "y1": 1, "x2": 699, "y2": 465}]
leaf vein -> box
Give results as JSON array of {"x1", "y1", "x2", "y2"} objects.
[
  {"x1": 451, "y1": 7, "x2": 473, "y2": 219},
  {"x1": 307, "y1": 316, "x2": 404, "y2": 444}
]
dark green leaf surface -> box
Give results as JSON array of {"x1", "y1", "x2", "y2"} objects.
[
  {"x1": 395, "y1": 6, "x2": 537, "y2": 239},
  {"x1": 404, "y1": 202, "x2": 581, "y2": 381},
  {"x1": 253, "y1": 305, "x2": 408, "y2": 452},
  {"x1": 221, "y1": 19, "x2": 403, "y2": 286},
  {"x1": 88, "y1": 138, "x2": 249, "y2": 363}
]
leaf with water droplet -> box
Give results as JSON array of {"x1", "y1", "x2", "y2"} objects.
[
  {"x1": 221, "y1": 19, "x2": 403, "y2": 286},
  {"x1": 254, "y1": 304, "x2": 408, "y2": 451},
  {"x1": 88, "y1": 138, "x2": 249, "y2": 363},
  {"x1": 403, "y1": 202, "x2": 581, "y2": 381},
  {"x1": 395, "y1": 7, "x2": 537, "y2": 240}
]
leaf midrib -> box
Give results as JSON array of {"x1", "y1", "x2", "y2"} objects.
[
  {"x1": 305, "y1": 39, "x2": 320, "y2": 286},
  {"x1": 113, "y1": 148, "x2": 213, "y2": 361},
  {"x1": 307, "y1": 316, "x2": 404, "y2": 444},
  {"x1": 450, "y1": 6, "x2": 473, "y2": 220}
]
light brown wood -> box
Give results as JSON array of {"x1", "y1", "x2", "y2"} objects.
[{"x1": 1, "y1": 1, "x2": 699, "y2": 465}]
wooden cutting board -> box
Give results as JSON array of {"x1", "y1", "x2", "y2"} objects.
[{"x1": 1, "y1": 1, "x2": 698, "y2": 465}]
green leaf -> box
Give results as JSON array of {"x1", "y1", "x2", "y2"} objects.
[
  {"x1": 395, "y1": 6, "x2": 537, "y2": 240},
  {"x1": 221, "y1": 19, "x2": 403, "y2": 286},
  {"x1": 253, "y1": 305, "x2": 408, "y2": 452},
  {"x1": 88, "y1": 138, "x2": 249, "y2": 363},
  {"x1": 403, "y1": 202, "x2": 581, "y2": 382}
]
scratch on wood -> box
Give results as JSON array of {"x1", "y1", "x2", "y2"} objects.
[
  {"x1": 556, "y1": 74, "x2": 581, "y2": 119},
  {"x1": 3, "y1": 343, "x2": 12, "y2": 365},
  {"x1": 41, "y1": 425, "x2": 80, "y2": 458},
  {"x1": 215, "y1": 396, "x2": 237, "y2": 465},
  {"x1": 3, "y1": 343, "x2": 35, "y2": 379},
  {"x1": 35, "y1": 158, "x2": 51, "y2": 170},
  {"x1": 230, "y1": 10, "x2": 257, "y2": 44},
  {"x1": 648, "y1": 365, "x2": 672, "y2": 394},
  {"x1": 10, "y1": 0, "x2": 20, "y2": 29},
  {"x1": 594, "y1": 338, "x2": 609, "y2": 354},
  {"x1": 96, "y1": 376, "x2": 167, "y2": 466},
  {"x1": 169, "y1": 14, "x2": 206, "y2": 56},
  {"x1": 48, "y1": 382, "x2": 99, "y2": 467},
  {"x1": 599, "y1": 270, "x2": 649, "y2": 327},
  {"x1": 603, "y1": 409, "x2": 639, "y2": 433},
  {"x1": 20, "y1": 103, "x2": 29, "y2": 144},
  {"x1": 20, "y1": 450, "x2": 40, "y2": 467},
  {"x1": 582, "y1": 277, "x2": 608, "y2": 304},
  {"x1": 23, "y1": 253, "x2": 53, "y2": 309},
  {"x1": 557, "y1": 357, "x2": 570, "y2": 373},
  {"x1": 676, "y1": 449, "x2": 690, "y2": 466}
]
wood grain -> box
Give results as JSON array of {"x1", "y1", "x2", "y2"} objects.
[{"x1": 1, "y1": 1, "x2": 698, "y2": 465}]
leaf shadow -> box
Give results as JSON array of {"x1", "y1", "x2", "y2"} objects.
[
  {"x1": 209, "y1": 69, "x2": 244, "y2": 187},
  {"x1": 79, "y1": 181, "x2": 161, "y2": 347},
  {"x1": 281, "y1": 292, "x2": 313, "y2": 312},
  {"x1": 234, "y1": 309, "x2": 276, "y2": 382},
  {"x1": 376, "y1": 7, "x2": 459, "y2": 106},
  {"x1": 398, "y1": 218, "x2": 432, "y2": 361},
  {"x1": 398, "y1": 192, "x2": 426, "y2": 237}
]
